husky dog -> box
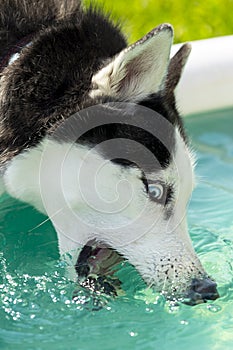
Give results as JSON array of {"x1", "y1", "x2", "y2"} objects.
[{"x1": 0, "y1": 0, "x2": 219, "y2": 304}]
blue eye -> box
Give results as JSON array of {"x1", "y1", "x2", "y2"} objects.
[{"x1": 148, "y1": 183, "x2": 164, "y2": 201}]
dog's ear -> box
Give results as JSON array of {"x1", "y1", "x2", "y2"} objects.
[
  {"x1": 91, "y1": 24, "x2": 173, "y2": 101},
  {"x1": 164, "y1": 43, "x2": 191, "y2": 95}
]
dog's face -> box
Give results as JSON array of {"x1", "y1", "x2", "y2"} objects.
[
  {"x1": 76, "y1": 25, "x2": 205, "y2": 295},
  {"x1": 0, "y1": 11, "x2": 218, "y2": 303}
]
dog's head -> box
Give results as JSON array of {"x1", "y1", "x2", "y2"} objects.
[
  {"x1": 74, "y1": 24, "x2": 217, "y2": 303},
  {"x1": 0, "y1": 5, "x2": 218, "y2": 304}
]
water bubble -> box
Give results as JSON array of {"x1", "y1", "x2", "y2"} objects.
[
  {"x1": 129, "y1": 331, "x2": 138, "y2": 337},
  {"x1": 145, "y1": 307, "x2": 154, "y2": 313},
  {"x1": 180, "y1": 320, "x2": 189, "y2": 325},
  {"x1": 207, "y1": 304, "x2": 222, "y2": 313}
]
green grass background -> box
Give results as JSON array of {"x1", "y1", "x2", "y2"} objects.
[{"x1": 84, "y1": 0, "x2": 233, "y2": 43}]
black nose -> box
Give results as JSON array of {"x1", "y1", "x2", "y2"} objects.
[{"x1": 184, "y1": 278, "x2": 219, "y2": 306}]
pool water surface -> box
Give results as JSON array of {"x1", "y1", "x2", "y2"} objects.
[{"x1": 0, "y1": 108, "x2": 233, "y2": 350}]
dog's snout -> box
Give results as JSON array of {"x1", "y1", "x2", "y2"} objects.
[{"x1": 185, "y1": 277, "x2": 219, "y2": 305}]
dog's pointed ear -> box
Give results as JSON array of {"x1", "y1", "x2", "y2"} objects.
[
  {"x1": 164, "y1": 43, "x2": 191, "y2": 95},
  {"x1": 90, "y1": 24, "x2": 173, "y2": 101}
]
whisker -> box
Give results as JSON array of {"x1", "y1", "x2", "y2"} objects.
[
  {"x1": 28, "y1": 208, "x2": 63, "y2": 232},
  {"x1": 162, "y1": 274, "x2": 169, "y2": 293},
  {"x1": 146, "y1": 280, "x2": 154, "y2": 290}
]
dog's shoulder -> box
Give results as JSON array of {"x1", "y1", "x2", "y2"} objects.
[
  {"x1": 0, "y1": 1, "x2": 127, "y2": 166},
  {"x1": 0, "y1": 1, "x2": 126, "y2": 59},
  {"x1": 0, "y1": 1, "x2": 77, "y2": 57}
]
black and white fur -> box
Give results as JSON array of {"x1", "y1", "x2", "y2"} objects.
[{"x1": 0, "y1": 0, "x2": 219, "y2": 304}]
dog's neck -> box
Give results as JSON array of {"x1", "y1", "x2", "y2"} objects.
[{"x1": 0, "y1": 34, "x2": 33, "y2": 73}]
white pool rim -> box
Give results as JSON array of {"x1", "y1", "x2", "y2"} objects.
[{"x1": 172, "y1": 35, "x2": 233, "y2": 116}]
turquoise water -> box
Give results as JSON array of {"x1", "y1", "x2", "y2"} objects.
[{"x1": 1, "y1": 108, "x2": 233, "y2": 350}]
